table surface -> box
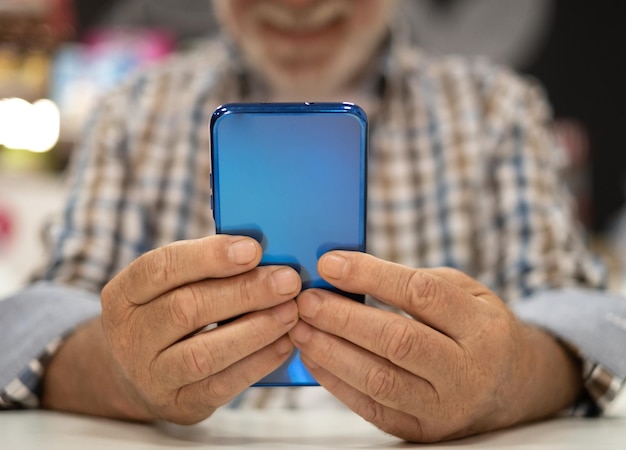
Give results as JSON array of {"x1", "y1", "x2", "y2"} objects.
[{"x1": 2, "y1": 394, "x2": 625, "y2": 449}]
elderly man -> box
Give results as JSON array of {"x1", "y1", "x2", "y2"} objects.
[{"x1": 1, "y1": 0, "x2": 624, "y2": 443}]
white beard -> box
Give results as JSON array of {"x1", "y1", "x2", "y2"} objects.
[{"x1": 214, "y1": 0, "x2": 396, "y2": 101}]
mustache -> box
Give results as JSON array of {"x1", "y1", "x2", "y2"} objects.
[{"x1": 252, "y1": 0, "x2": 350, "y2": 30}]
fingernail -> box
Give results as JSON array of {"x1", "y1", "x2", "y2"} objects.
[
  {"x1": 271, "y1": 267, "x2": 300, "y2": 295},
  {"x1": 228, "y1": 239, "x2": 257, "y2": 265},
  {"x1": 320, "y1": 254, "x2": 348, "y2": 279},
  {"x1": 289, "y1": 322, "x2": 312, "y2": 345},
  {"x1": 297, "y1": 290, "x2": 321, "y2": 319},
  {"x1": 273, "y1": 301, "x2": 297, "y2": 325}
]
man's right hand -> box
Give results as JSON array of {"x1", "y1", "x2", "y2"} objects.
[{"x1": 42, "y1": 235, "x2": 301, "y2": 424}]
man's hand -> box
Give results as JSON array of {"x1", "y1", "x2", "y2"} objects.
[
  {"x1": 43, "y1": 235, "x2": 301, "y2": 424},
  {"x1": 289, "y1": 251, "x2": 582, "y2": 442}
]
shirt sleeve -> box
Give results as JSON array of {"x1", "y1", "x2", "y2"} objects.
[
  {"x1": 512, "y1": 288, "x2": 626, "y2": 415},
  {"x1": 0, "y1": 282, "x2": 101, "y2": 408}
]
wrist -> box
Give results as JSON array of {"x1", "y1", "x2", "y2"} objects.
[
  {"x1": 514, "y1": 324, "x2": 583, "y2": 423},
  {"x1": 41, "y1": 317, "x2": 154, "y2": 421}
]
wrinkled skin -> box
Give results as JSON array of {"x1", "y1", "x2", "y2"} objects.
[{"x1": 289, "y1": 251, "x2": 582, "y2": 442}]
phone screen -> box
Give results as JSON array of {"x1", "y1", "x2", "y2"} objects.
[{"x1": 210, "y1": 102, "x2": 367, "y2": 386}]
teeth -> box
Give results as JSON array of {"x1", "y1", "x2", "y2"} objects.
[{"x1": 255, "y1": 1, "x2": 348, "y2": 31}]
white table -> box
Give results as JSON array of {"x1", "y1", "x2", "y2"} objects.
[{"x1": 2, "y1": 394, "x2": 625, "y2": 450}]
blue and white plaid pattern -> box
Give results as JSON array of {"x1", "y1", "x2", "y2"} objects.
[
  {"x1": 1, "y1": 29, "x2": 622, "y2": 412},
  {"x1": 0, "y1": 337, "x2": 62, "y2": 408}
]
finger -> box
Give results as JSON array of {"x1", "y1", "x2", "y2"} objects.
[
  {"x1": 301, "y1": 357, "x2": 427, "y2": 442},
  {"x1": 294, "y1": 289, "x2": 456, "y2": 377},
  {"x1": 103, "y1": 235, "x2": 262, "y2": 307},
  {"x1": 134, "y1": 265, "x2": 301, "y2": 348},
  {"x1": 172, "y1": 335, "x2": 295, "y2": 419},
  {"x1": 153, "y1": 301, "x2": 298, "y2": 388},
  {"x1": 289, "y1": 320, "x2": 440, "y2": 416},
  {"x1": 318, "y1": 251, "x2": 489, "y2": 338}
]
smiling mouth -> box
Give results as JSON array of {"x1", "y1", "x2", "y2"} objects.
[
  {"x1": 259, "y1": 15, "x2": 346, "y2": 44},
  {"x1": 254, "y1": 0, "x2": 349, "y2": 44}
]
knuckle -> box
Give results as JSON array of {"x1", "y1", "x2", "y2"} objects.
[
  {"x1": 357, "y1": 395, "x2": 385, "y2": 425},
  {"x1": 406, "y1": 271, "x2": 440, "y2": 310},
  {"x1": 306, "y1": 329, "x2": 341, "y2": 367},
  {"x1": 234, "y1": 267, "x2": 279, "y2": 309},
  {"x1": 145, "y1": 245, "x2": 178, "y2": 284},
  {"x1": 319, "y1": 337, "x2": 338, "y2": 364},
  {"x1": 327, "y1": 300, "x2": 355, "y2": 334},
  {"x1": 100, "y1": 297, "x2": 137, "y2": 353},
  {"x1": 382, "y1": 319, "x2": 418, "y2": 362},
  {"x1": 236, "y1": 274, "x2": 255, "y2": 307},
  {"x1": 364, "y1": 364, "x2": 398, "y2": 402},
  {"x1": 181, "y1": 342, "x2": 217, "y2": 378},
  {"x1": 168, "y1": 286, "x2": 203, "y2": 331}
]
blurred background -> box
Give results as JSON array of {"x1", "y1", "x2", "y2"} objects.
[{"x1": 1, "y1": 0, "x2": 625, "y2": 297}]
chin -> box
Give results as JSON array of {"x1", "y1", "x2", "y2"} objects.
[{"x1": 248, "y1": 46, "x2": 369, "y2": 101}]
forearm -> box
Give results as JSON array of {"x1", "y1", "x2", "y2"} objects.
[{"x1": 41, "y1": 317, "x2": 154, "y2": 422}]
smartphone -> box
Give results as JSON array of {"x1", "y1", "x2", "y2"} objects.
[{"x1": 209, "y1": 102, "x2": 368, "y2": 386}]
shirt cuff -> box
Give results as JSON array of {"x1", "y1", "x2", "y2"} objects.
[
  {"x1": 512, "y1": 288, "x2": 626, "y2": 416},
  {"x1": 0, "y1": 282, "x2": 101, "y2": 408}
]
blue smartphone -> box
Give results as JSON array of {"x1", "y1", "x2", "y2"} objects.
[{"x1": 209, "y1": 102, "x2": 368, "y2": 386}]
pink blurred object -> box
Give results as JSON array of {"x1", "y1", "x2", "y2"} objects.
[
  {"x1": 552, "y1": 118, "x2": 590, "y2": 169},
  {"x1": 82, "y1": 28, "x2": 175, "y2": 64},
  {"x1": 0, "y1": 203, "x2": 14, "y2": 253},
  {"x1": 552, "y1": 118, "x2": 592, "y2": 226},
  {"x1": 49, "y1": 27, "x2": 176, "y2": 142}
]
